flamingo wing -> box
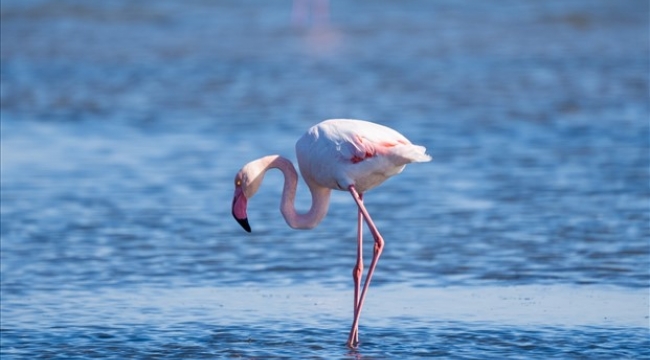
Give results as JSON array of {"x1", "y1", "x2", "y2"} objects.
[
  {"x1": 318, "y1": 119, "x2": 411, "y2": 164},
  {"x1": 341, "y1": 132, "x2": 410, "y2": 164},
  {"x1": 324, "y1": 119, "x2": 430, "y2": 166},
  {"x1": 296, "y1": 119, "x2": 430, "y2": 192}
]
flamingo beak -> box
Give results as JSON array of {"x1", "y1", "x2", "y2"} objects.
[{"x1": 232, "y1": 186, "x2": 251, "y2": 232}]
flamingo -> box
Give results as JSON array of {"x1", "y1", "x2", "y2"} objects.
[{"x1": 231, "y1": 119, "x2": 431, "y2": 347}]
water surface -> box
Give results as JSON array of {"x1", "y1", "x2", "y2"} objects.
[{"x1": 1, "y1": 0, "x2": 649, "y2": 358}]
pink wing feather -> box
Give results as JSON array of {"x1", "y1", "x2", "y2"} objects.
[{"x1": 346, "y1": 134, "x2": 410, "y2": 164}]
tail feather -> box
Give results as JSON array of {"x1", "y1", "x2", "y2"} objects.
[{"x1": 390, "y1": 144, "x2": 432, "y2": 165}]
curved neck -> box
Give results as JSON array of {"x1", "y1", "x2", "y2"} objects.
[{"x1": 260, "y1": 155, "x2": 331, "y2": 230}]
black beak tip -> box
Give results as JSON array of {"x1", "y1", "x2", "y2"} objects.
[{"x1": 236, "y1": 217, "x2": 251, "y2": 233}]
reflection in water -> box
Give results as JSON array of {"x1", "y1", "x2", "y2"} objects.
[
  {"x1": 292, "y1": 0, "x2": 330, "y2": 28},
  {"x1": 292, "y1": 0, "x2": 342, "y2": 57}
]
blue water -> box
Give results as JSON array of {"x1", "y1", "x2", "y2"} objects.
[{"x1": 1, "y1": 0, "x2": 649, "y2": 358}]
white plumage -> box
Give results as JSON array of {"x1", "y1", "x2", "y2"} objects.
[{"x1": 296, "y1": 119, "x2": 431, "y2": 192}]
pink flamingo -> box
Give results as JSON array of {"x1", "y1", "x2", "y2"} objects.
[{"x1": 231, "y1": 119, "x2": 431, "y2": 347}]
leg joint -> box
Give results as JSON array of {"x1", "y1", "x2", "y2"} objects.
[
  {"x1": 374, "y1": 238, "x2": 384, "y2": 253},
  {"x1": 352, "y1": 262, "x2": 363, "y2": 280}
]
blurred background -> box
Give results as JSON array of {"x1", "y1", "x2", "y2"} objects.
[{"x1": 1, "y1": 0, "x2": 648, "y2": 358}]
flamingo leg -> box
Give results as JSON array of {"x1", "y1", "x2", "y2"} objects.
[
  {"x1": 346, "y1": 185, "x2": 385, "y2": 348},
  {"x1": 351, "y1": 192, "x2": 363, "y2": 346}
]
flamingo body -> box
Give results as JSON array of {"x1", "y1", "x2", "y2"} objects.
[
  {"x1": 296, "y1": 119, "x2": 430, "y2": 193},
  {"x1": 231, "y1": 119, "x2": 431, "y2": 347}
]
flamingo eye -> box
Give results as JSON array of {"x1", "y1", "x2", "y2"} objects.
[{"x1": 235, "y1": 179, "x2": 242, "y2": 186}]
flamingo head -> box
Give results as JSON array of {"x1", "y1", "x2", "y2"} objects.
[{"x1": 231, "y1": 165, "x2": 263, "y2": 232}]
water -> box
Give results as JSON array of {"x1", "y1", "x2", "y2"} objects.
[{"x1": 1, "y1": 0, "x2": 649, "y2": 358}]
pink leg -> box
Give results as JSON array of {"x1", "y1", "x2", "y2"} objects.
[
  {"x1": 346, "y1": 185, "x2": 384, "y2": 348},
  {"x1": 351, "y1": 193, "x2": 363, "y2": 346}
]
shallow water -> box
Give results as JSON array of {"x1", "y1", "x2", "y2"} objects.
[
  {"x1": 2, "y1": 285, "x2": 648, "y2": 358},
  {"x1": 1, "y1": 0, "x2": 649, "y2": 358}
]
